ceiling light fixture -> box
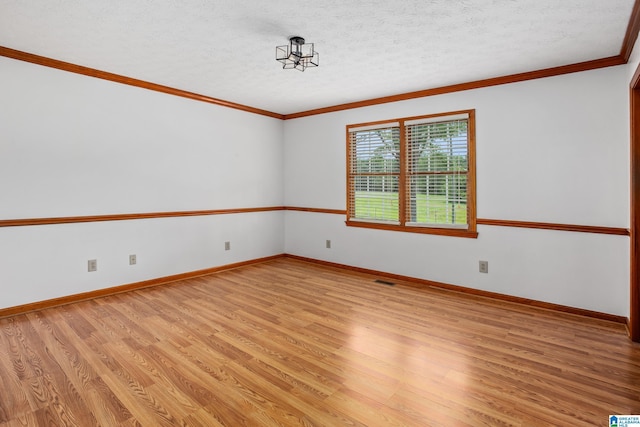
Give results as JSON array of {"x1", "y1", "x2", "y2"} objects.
[{"x1": 276, "y1": 36, "x2": 319, "y2": 71}]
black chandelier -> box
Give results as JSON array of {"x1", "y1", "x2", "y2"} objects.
[{"x1": 276, "y1": 36, "x2": 319, "y2": 71}]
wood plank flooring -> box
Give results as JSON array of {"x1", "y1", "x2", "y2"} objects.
[{"x1": 0, "y1": 257, "x2": 639, "y2": 426}]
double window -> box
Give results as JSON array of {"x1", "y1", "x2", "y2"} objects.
[{"x1": 347, "y1": 110, "x2": 476, "y2": 237}]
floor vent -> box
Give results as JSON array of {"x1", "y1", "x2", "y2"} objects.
[{"x1": 374, "y1": 279, "x2": 395, "y2": 286}]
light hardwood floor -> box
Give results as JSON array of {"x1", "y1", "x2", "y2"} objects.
[{"x1": 0, "y1": 257, "x2": 639, "y2": 426}]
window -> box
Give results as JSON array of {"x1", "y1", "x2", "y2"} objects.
[{"x1": 347, "y1": 110, "x2": 477, "y2": 237}]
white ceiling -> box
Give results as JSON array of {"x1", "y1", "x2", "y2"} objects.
[{"x1": 0, "y1": 0, "x2": 635, "y2": 115}]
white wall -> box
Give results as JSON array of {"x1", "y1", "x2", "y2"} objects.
[
  {"x1": 0, "y1": 57, "x2": 285, "y2": 309},
  {"x1": 284, "y1": 65, "x2": 631, "y2": 317},
  {"x1": 1, "y1": 53, "x2": 634, "y2": 317}
]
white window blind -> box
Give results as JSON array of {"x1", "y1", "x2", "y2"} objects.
[
  {"x1": 346, "y1": 110, "x2": 475, "y2": 236},
  {"x1": 348, "y1": 125, "x2": 400, "y2": 223},
  {"x1": 406, "y1": 115, "x2": 469, "y2": 227}
]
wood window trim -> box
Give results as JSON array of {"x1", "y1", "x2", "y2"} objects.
[
  {"x1": 345, "y1": 220, "x2": 479, "y2": 238},
  {"x1": 346, "y1": 109, "x2": 477, "y2": 238}
]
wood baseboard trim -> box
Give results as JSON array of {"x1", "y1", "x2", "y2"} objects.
[
  {"x1": 0, "y1": 254, "x2": 285, "y2": 319},
  {"x1": 0, "y1": 252, "x2": 629, "y2": 327},
  {"x1": 284, "y1": 254, "x2": 629, "y2": 325}
]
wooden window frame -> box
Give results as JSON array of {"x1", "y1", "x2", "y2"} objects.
[{"x1": 346, "y1": 109, "x2": 477, "y2": 238}]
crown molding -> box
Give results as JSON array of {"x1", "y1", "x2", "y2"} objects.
[
  {"x1": 621, "y1": 0, "x2": 640, "y2": 61},
  {"x1": 0, "y1": 46, "x2": 284, "y2": 120},
  {"x1": 283, "y1": 56, "x2": 625, "y2": 119},
  {"x1": 1, "y1": 1, "x2": 638, "y2": 120}
]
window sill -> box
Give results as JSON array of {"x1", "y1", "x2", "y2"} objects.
[{"x1": 345, "y1": 220, "x2": 478, "y2": 238}]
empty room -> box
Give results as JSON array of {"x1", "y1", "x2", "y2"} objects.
[{"x1": 1, "y1": 1, "x2": 640, "y2": 426}]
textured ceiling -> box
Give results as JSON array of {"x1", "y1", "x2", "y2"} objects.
[{"x1": 0, "y1": 0, "x2": 635, "y2": 115}]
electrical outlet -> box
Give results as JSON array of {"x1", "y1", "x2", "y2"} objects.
[
  {"x1": 326, "y1": 239, "x2": 331, "y2": 249},
  {"x1": 479, "y1": 260, "x2": 489, "y2": 274},
  {"x1": 129, "y1": 254, "x2": 137, "y2": 265},
  {"x1": 225, "y1": 241, "x2": 231, "y2": 251},
  {"x1": 88, "y1": 259, "x2": 97, "y2": 272}
]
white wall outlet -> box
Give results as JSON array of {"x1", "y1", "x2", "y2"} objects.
[
  {"x1": 225, "y1": 241, "x2": 231, "y2": 251},
  {"x1": 88, "y1": 259, "x2": 97, "y2": 272},
  {"x1": 129, "y1": 254, "x2": 137, "y2": 265},
  {"x1": 326, "y1": 239, "x2": 331, "y2": 249},
  {"x1": 479, "y1": 260, "x2": 489, "y2": 273}
]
